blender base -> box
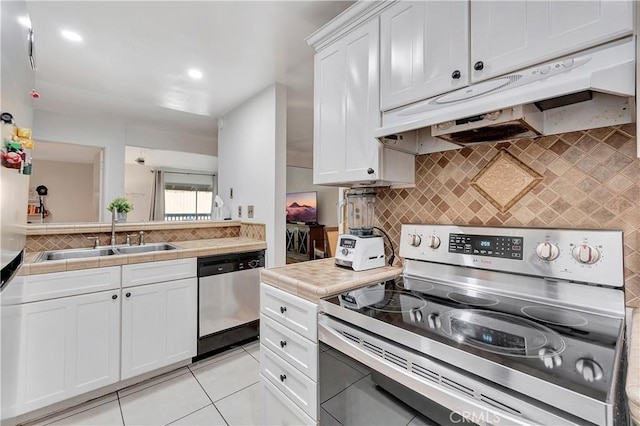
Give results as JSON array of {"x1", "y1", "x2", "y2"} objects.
[{"x1": 334, "y1": 234, "x2": 386, "y2": 271}]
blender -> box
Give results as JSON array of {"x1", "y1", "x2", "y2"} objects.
[{"x1": 334, "y1": 189, "x2": 387, "y2": 271}]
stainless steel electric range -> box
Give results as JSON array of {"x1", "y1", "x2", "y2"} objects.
[{"x1": 319, "y1": 224, "x2": 628, "y2": 426}]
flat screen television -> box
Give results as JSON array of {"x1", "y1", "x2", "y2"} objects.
[{"x1": 286, "y1": 191, "x2": 318, "y2": 224}]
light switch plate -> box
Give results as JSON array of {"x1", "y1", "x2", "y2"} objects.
[
  {"x1": 247, "y1": 205, "x2": 254, "y2": 218},
  {"x1": 238, "y1": 206, "x2": 242, "y2": 218}
]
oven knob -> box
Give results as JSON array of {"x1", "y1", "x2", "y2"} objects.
[
  {"x1": 571, "y1": 244, "x2": 601, "y2": 264},
  {"x1": 248, "y1": 260, "x2": 259, "y2": 268},
  {"x1": 538, "y1": 348, "x2": 562, "y2": 369},
  {"x1": 409, "y1": 308, "x2": 423, "y2": 323},
  {"x1": 426, "y1": 235, "x2": 441, "y2": 249},
  {"x1": 341, "y1": 248, "x2": 349, "y2": 256},
  {"x1": 409, "y1": 234, "x2": 422, "y2": 247},
  {"x1": 427, "y1": 313, "x2": 441, "y2": 329},
  {"x1": 576, "y1": 359, "x2": 603, "y2": 382},
  {"x1": 535, "y1": 242, "x2": 559, "y2": 261}
]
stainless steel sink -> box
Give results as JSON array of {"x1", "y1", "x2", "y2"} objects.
[
  {"x1": 36, "y1": 247, "x2": 118, "y2": 262},
  {"x1": 35, "y1": 243, "x2": 179, "y2": 262},
  {"x1": 114, "y1": 243, "x2": 179, "y2": 254}
]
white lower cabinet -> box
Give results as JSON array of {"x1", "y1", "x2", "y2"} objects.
[
  {"x1": 260, "y1": 283, "x2": 319, "y2": 425},
  {"x1": 121, "y1": 277, "x2": 197, "y2": 380},
  {"x1": 261, "y1": 373, "x2": 316, "y2": 426},
  {"x1": 1, "y1": 289, "x2": 121, "y2": 418},
  {"x1": 1, "y1": 259, "x2": 198, "y2": 421}
]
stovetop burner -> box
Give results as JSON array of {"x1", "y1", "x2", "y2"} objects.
[
  {"x1": 521, "y1": 305, "x2": 589, "y2": 327},
  {"x1": 447, "y1": 290, "x2": 499, "y2": 307}
]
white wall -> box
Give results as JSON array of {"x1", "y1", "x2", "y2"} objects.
[
  {"x1": 29, "y1": 160, "x2": 96, "y2": 223},
  {"x1": 33, "y1": 110, "x2": 218, "y2": 221},
  {"x1": 218, "y1": 84, "x2": 287, "y2": 267},
  {"x1": 286, "y1": 166, "x2": 338, "y2": 227},
  {"x1": 124, "y1": 164, "x2": 154, "y2": 222}
]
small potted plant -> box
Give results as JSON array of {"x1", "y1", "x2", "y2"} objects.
[{"x1": 107, "y1": 197, "x2": 133, "y2": 222}]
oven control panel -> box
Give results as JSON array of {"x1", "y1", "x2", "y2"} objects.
[
  {"x1": 448, "y1": 233, "x2": 524, "y2": 260},
  {"x1": 400, "y1": 224, "x2": 624, "y2": 287}
]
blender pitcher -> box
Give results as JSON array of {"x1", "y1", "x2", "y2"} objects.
[{"x1": 337, "y1": 189, "x2": 377, "y2": 236}]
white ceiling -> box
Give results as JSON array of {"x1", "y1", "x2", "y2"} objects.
[{"x1": 26, "y1": 1, "x2": 353, "y2": 159}]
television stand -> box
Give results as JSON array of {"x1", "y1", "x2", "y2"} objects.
[{"x1": 286, "y1": 223, "x2": 325, "y2": 262}]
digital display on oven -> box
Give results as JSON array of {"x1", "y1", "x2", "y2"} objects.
[
  {"x1": 340, "y1": 238, "x2": 356, "y2": 249},
  {"x1": 451, "y1": 318, "x2": 526, "y2": 355},
  {"x1": 448, "y1": 233, "x2": 524, "y2": 260}
]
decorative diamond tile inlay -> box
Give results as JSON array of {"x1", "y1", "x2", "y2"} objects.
[{"x1": 471, "y1": 150, "x2": 543, "y2": 213}]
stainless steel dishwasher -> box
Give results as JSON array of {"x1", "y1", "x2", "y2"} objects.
[{"x1": 196, "y1": 250, "x2": 265, "y2": 359}]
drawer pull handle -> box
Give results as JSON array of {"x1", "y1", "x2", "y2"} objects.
[
  {"x1": 280, "y1": 306, "x2": 287, "y2": 314},
  {"x1": 280, "y1": 374, "x2": 287, "y2": 382},
  {"x1": 112, "y1": 294, "x2": 118, "y2": 300},
  {"x1": 280, "y1": 340, "x2": 287, "y2": 348},
  {"x1": 126, "y1": 292, "x2": 131, "y2": 298}
]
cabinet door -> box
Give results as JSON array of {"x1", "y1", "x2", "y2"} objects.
[
  {"x1": 471, "y1": 0, "x2": 633, "y2": 82},
  {"x1": 121, "y1": 278, "x2": 196, "y2": 380},
  {"x1": 1, "y1": 290, "x2": 120, "y2": 418},
  {"x1": 313, "y1": 19, "x2": 380, "y2": 184},
  {"x1": 380, "y1": 1, "x2": 469, "y2": 110}
]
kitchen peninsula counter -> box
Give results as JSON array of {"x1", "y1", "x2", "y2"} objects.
[
  {"x1": 20, "y1": 220, "x2": 267, "y2": 276},
  {"x1": 260, "y1": 257, "x2": 401, "y2": 301}
]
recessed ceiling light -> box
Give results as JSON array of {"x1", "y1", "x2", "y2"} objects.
[
  {"x1": 61, "y1": 30, "x2": 82, "y2": 42},
  {"x1": 188, "y1": 69, "x2": 203, "y2": 79},
  {"x1": 18, "y1": 16, "x2": 32, "y2": 28}
]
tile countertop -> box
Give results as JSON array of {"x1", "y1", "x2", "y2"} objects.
[
  {"x1": 21, "y1": 238, "x2": 267, "y2": 276},
  {"x1": 628, "y1": 308, "x2": 640, "y2": 425},
  {"x1": 260, "y1": 257, "x2": 402, "y2": 301}
]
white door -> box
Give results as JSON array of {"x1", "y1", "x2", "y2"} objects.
[
  {"x1": 1, "y1": 290, "x2": 120, "y2": 417},
  {"x1": 121, "y1": 278, "x2": 196, "y2": 380},
  {"x1": 313, "y1": 18, "x2": 380, "y2": 185},
  {"x1": 380, "y1": 1, "x2": 469, "y2": 110},
  {"x1": 471, "y1": 0, "x2": 633, "y2": 82}
]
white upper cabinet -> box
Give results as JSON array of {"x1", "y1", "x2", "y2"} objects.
[
  {"x1": 380, "y1": 1, "x2": 469, "y2": 111},
  {"x1": 470, "y1": 0, "x2": 634, "y2": 82},
  {"x1": 311, "y1": 11, "x2": 415, "y2": 187}
]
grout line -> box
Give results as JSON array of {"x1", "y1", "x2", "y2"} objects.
[
  {"x1": 116, "y1": 392, "x2": 125, "y2": 426},
  {"x1": 188, "y1": 369, "x2": 229, "y2": 425},
  {"x1": 320, "y1": 373, "x2": 370, "y2": 405},
  {"x1": 324, "y1": 348, "x2": 369, "y2": 376},
  {"x1": 163, "y1": 404, "x2": 214, "y2": 426},
  {"x1": 405, "y1": 415, "x2": 417, "y2": 426},
  {"x1": 211, "y1": 380, "x2": 260, "y2": 404},
  {"x1": 321, "y1": 407, "x2": 344, "y2": 426}
]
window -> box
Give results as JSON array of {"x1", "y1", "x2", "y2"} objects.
[{"x1": 163, "y1": 173, "x2": 216, "y2": 221}]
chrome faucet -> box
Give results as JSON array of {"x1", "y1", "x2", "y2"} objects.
[{"x1": 111, "y1": 207, "x2": 118, "y2": 246}]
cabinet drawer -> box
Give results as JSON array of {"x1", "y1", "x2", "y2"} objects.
[
  {"x1": 260, "y1": 345, "x2": 318, "y2": 420},
  {"x1": 1, "y1": 267, "x2": 120, "y2": 305},
  {"x1": 122, "y1": 258, "x2": 196, "y2": 288},
  {"x1": 260, "y1": 284, "x2": 318, "y2": 342},
  {"x1": 261, "y1": 315, "x2": 318, "y2": 381},
  {"x1": 261, "y1": 374, "x2": 316, "y2": 426}
]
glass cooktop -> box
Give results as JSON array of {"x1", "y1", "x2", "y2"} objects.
[{"x1": 322, "y1": 276, "x2": 624, "y2": 403}]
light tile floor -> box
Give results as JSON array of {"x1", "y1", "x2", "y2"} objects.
[{"x1": 24, "y1": 341, "x2": 433, "y2": 426}]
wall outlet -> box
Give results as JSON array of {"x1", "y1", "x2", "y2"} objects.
[
  {"x1": 238, "y1": 206, "x2": 242, "y2": 218},
  {"x1": 247, "y1": 205, "x2": 254, "y2": 218}
]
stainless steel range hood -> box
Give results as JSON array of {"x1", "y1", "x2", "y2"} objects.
[{"x1": 376, "y1": 38, "x2": 635, "y2": 155}]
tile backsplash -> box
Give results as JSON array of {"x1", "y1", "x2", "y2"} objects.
[{"x1": 375, "y1": 124, "x2": 639, "y2": 307}]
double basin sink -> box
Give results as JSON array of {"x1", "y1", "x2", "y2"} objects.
[{"x1": 36, "y1": 243, "x2": 179, "y2": 262}]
